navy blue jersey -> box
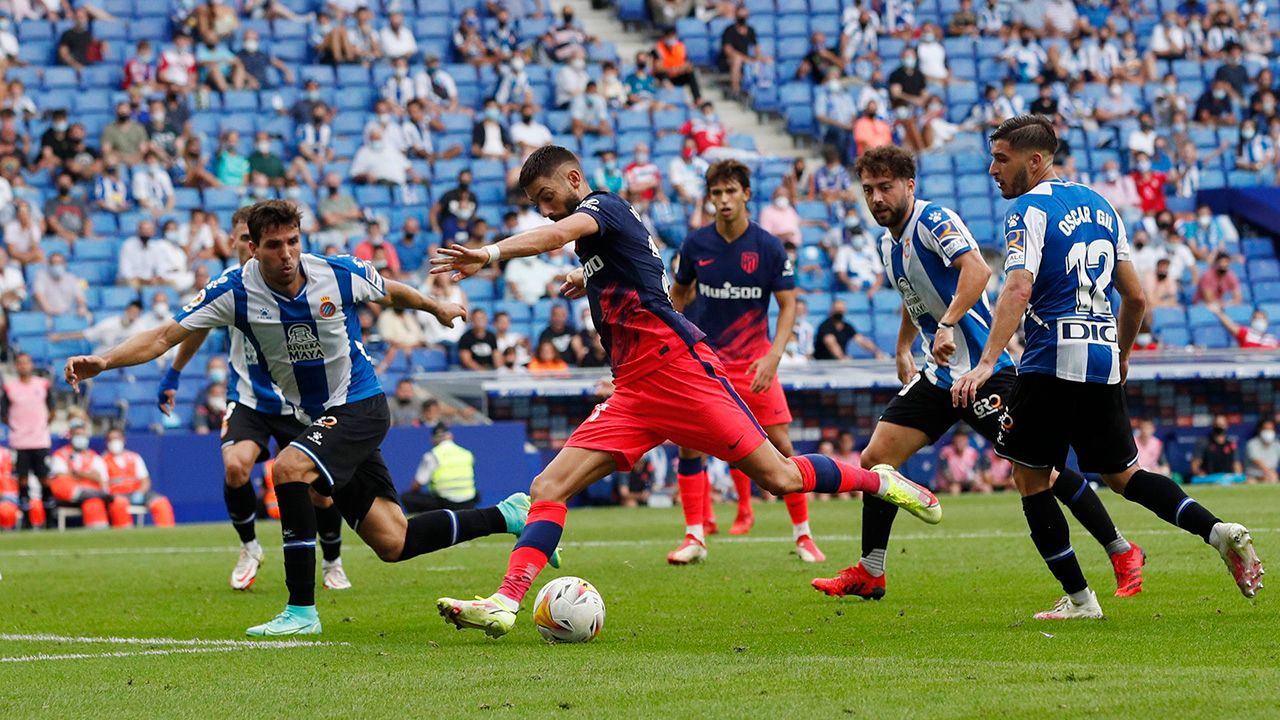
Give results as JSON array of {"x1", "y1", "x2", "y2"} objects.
[
  {"x1": 674, "y1": 221, "x2": 794, "y2": 366},
  {"x1": 571, "y1": 192, "x2": 705, "y2": 381}
]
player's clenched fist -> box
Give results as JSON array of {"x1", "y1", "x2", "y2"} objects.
[
  {"x1": 431, "y1": 301, "x2": 467, "y2": 328},
  {"x1": 560, "y1": 267, "x2": 587, "y2": 300}
]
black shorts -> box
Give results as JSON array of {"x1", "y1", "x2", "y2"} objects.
[
  {"x1": 221, "y1": 401, "x2": 308, "y2": 463},
  {"x1": 13, "y1": 448, "x2": 49, "y2": 484},
  {"x1": 286, "y1": 394, "x2": 398, "y2": 528},
  {"x1": 995, "y1": 372, "x2": 1139, "y2": 474},
  {"x1": 879, "y1": 368, "x2": 1017, "y2": 444}
]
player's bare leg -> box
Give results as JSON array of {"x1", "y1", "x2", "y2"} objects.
[
  {"x1": 438, "y1": 447, "x2": 617, "y2": 637},
  {"x1": 813, "y1": 420, "x2": 929, "y2": 598},
  {"x1": 223, "y1": 440, "x2": 265, "y2": 591}
]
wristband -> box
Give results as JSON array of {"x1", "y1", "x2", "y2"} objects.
[
  {"x1": 938, "y1": 322, "x2": 956, "y2": 329},
  {"x1": 158, "y1": 367, "x2": 182, "y2": 406},
  {"x1": 483, "y1": 244, "x2": 501, "y2": 266}
]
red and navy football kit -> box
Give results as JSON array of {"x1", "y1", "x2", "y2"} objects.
[
  {"x1": 562, "y1": 192, "x2": 766, "y2": 471},
  {"x1": 675, "y1": 221, "x2": 795, "y2": 426}
]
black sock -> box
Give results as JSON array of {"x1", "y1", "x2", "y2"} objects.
[
  {"x1": 398, "y1": 507, "x2": 506, "y2": 562},
  {"x1": 1051, "y1": 469, "x2": 1129, "y2": 554},
  {"x1": 276, "y1": 482, "x2": 317, "y2": 607},
  {"x1": 1022, "y1": 490, "x2": 1089, "y2": 595},
  {"x1": 224, "y1": 482, "x2": 258, "y2": 544},
  {"x1": 316, "y1": 503, "x2": 343, "y2": 562},
  {"x1": 1123, "y1": 469, "x2": 1221, "y2": 542},
  {"x1": 860, "y1": 495, "x2": 898, "y2": 575}
]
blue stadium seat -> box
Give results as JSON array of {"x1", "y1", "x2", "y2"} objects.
[
  {"x1": 10, "y1": 312, "x2": 47, "y2": 337},
  {"x1": 1151, "y1": 307, "x2": 1186, "y2": 330},
  {"x1": 1196, "y1": 325, "x2": 1232, "y2": 349},
  {"x1": 1160, "y1": 326, "x2": 1191, "y2": 348}
]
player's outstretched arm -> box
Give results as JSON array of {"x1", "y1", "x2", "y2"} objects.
[
  {"x1": 158, "y1": 327, "x2": 210, "y2": 416},
  {"x1": 952, "y1": 269, "x2": 1032, "y2": 408},
  {"x1": 895, "y1": 305, "x2": 921, "y2": 385},
  {"x1": 934, "y1": 251, "x2": 992, "y2": 368},
  {"x1": 379, "y1": 278, "x2": 467, "y2": 328},
  {"x1": 430, "y1": 212, "x2": 600, "y2": 281},
  {"x1": 1111, "y1": 259, "x2": 1147, "y2": 382},
  {"x1": 65, "y1": 321, "x2": 192, "y2": 392}
]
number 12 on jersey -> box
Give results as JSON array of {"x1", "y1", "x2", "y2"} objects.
[{"x1": 1066, "y1": 239, "x2": 1114, "y2": 317}]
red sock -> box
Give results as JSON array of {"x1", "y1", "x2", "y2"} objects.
[
  {"x1": 793, "y1": 455, "x2": 881, "y2": 494},
  {"x1": 0, "y1": 501, "x2": 16, "y2": 529},
  {"x1": 81, "y1": 497, "x2": 108, "y2": 528},
  {"x1": 149, "y1": 496, "x2": 176, "y2": 527},
  {"x1": 108, "y1": 497, "x2": 132, "y2": 528},
  {"x1": 702, "y1": 473, "x2": 716, "y2": 526},
  {"x1": 497, "y1": 500, "x2": 566, "y2": 604},
  {"x1": 27, "y1": 501, "x2": 45, "y2": 528},
  {"x1": 731, "y1": 469, "x2": 753, "y2": 516},
  {"x1": 677, "y1": 472, "x2": 705, "y2": 530},
  {"x1": 783, "y1": 491, "x2": 809, "y2": 525}
]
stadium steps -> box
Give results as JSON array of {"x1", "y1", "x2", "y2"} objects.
[{"x1": 564, "y1": 0, "x2": 804, "y2": 159}]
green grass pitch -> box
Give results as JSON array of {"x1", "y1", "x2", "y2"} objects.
[{"x1": 2, "y1": 485, "x2": 1278, "y2": 719}]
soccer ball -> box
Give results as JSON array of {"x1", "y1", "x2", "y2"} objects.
[{"x1": 532, "y1": 576, "x2": 605, "y2": 643}]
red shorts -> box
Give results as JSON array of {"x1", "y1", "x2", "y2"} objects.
[
  {"x1": 723, "y1": 362, "x2": 792, "y2": 427},
  {"x1": 566, "y1": 343, "x2": 768, "y2": 471}
]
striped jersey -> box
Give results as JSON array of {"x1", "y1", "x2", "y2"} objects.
[
  {"x1": 880, "y1": 199, "x2": 1013, "y2": 389},
  {"x1": 175, "y1": 254, "x2": 387, "y2": 418},
  {"x1": 1003, "y1": 179, "x2": 1129, "y2": 384}
]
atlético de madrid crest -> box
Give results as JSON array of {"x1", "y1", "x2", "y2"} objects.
[{"x1": 740, "y1": 251, "x2": 759, "y2": 274}]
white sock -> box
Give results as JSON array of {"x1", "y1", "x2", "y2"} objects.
[
  {"x1": 876, "y1": 475, "x2": 890, "y2": 496},
  {"x1": 1104, "y1": 534, "x2": 1131, "y2": 556},
  {"x1": 493, "y1": 593, "x2": 520, "y2": 611},
  {"x1": 686, "y1": 524, "x2": 705, "y2": 542},
  {"x1": 861, "y1": 548, "x2": 886, "y2": 577},
  {"x1": 792, "y1": 521, "x2": 811, "y2": 541},
  {"x1": 1068, "y1": 588, "x2": 1094, "y2": 606},
  {"x1": 245, "y1": 539, "x2": 262, "y2": 551},
  {"x1": 1208, "y1": 522, "x2": 1226, "y2": 547}
]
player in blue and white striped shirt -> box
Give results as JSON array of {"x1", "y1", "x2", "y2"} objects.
[
  {"x1": 66, "y1": 201, "x2": 551, "y2": 637},
  {"x1": 158, "y1": 207, "x2": 352, "y2": 594},
  {"x1": 953, "y1": 116, "x2": 1263, "y2": 620},
  {"x1": 814, "y1": 145, "x2": 1140, "y2": 602}
]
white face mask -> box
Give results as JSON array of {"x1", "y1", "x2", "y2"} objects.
[
  {"x1": 1251, "y1": 318, "x2": 1269, "y2": 334},
  {"x1": 107, "y1": 439, "x2": 125, "y2": 454},
  {"x1": 153, "y1": 303, "x2": 170, "y2": 318},
  {"x1": 774, "y1": 196, "x2": 790, "y2": 209},
  {"x1": 71, "y1": 435, "x2": 89, "y2": 451},
  {"x1": 1261, "y1": 429, "x2": 1277, "y2": 443}
]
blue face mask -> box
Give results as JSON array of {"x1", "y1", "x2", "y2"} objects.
[{"x1": 485, "y1": 108, "x2": 501, "y2": 121}]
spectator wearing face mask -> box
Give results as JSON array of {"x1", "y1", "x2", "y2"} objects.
[
  {"x1": 350, "y1": 127, "x2": 419, "y2": 188},
  {"x1": 4, "y1": 199, "x2": 43, "y2": 266},
  {"x1": 570, "y1": 81, "x2": 613, "y2": 139},
  {"x1": 1245, "y1": 420, "x2": 1280, "y2": 484},
  {"x1": 43, "y1": 173, "x2": 95, "y2": 243},
  {"x1": 237, "y1": 28, "x2": 294, "y2": 89},
  {"x1": 431, "y1": 170, "x2": 479, "y2": 244},
  {"x1": 1192, "y1": 416, "x2": 1244, "y2": 484},
  {"x1": 623, "y1": 143, "x2": 664, "y2": 203},
  {"x1": 1128, "y1": 151, "x2": 1167, "y2": 215},
  {"x1": 668, "y1": 137, "x2": 708, "y2": 206},
  {"x1": 807, "y1": 145, "x2": 856, "y2": 207},
  {"x1": 797, "y1": 31, "x2": 842, "y2": 84},
  {"x1": 554, "y1": 50, "x2": 590, "y2": 109},
  {"x1": 1132, "y1": 419, "x2": 1170, "y2": 475},
  {"x1": 1235, "y1": 119, "x2": 1275, "y2": 175},
  {"x1": 1195, "y1": 80, "x2": 1237, "y2": 126},
  {"x1": 758, "y1": 187, "x2": 804, "y2": 247},
  {"x1": 193, "y1": 380, "x2": 229, "y2": 435},
  {"x1": 32, "y1": 252, "x2": 90, "y2": 319},
  {"x1": 814, "y1": 299, "x2": 886, "y2": 360},
  {"x1": 495, "y1": 56, "x2": 535, "y2": 112},
  {"x1": 1208, "y1": 304, "x2": 1278, "y2": 350},
  {"x1": 1142, "y1": 258, "x2": 1180, "y2": 313},
  {"x1": 830, "y1": 211, "x2": 883, "y2": 295},
  {"x1": 132, "y1": 151, "x2": 175, "y2": 217},
  {"x1": 120, "y1": 221, "x2": 194, "y2": 290},
  {"x1": 591, "y1": 149, "x2": 626, "y2": 195},
  {"x1": 246, "y1": 131, "x2": 286, "y2": 187},
  {"x1": 354, "y1": 221, "x2": 402, "y2": 276},
  {"x1": 1194, "y1": 252, "x2": 1242, "y2": 305},
  {"x1": 853, "y1": 99, "x2": 893, "y2": 156},
  {"x1": 1180, "y1": 205, "x2": 1239, "y2": 258},
  {"x1": 49, "y1": 301, "x2": 152, "y2": 353},
  {"x1": 815, "y1": 68, "x2": 856, "y2": 165},
  {"x1": 471, "y1": 98, "x2": 514, "y2": 160},
  {"x1": 654, "y1": 26, "x2": 702, "y2": 103},
  {"x1": 93, "y1": 161, "x2": 131, "y2": 214}
]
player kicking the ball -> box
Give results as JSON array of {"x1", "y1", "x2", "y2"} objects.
[
  {"x1": 159, "y1": 207, "x2": 352, "y2": 592},
  {"x1": 952, "y1": 116, "x2": 1263, "y2": 619},
  {"x1": 666, "y1": 160, "x2": 824, "y2": 565},
  {"x1": 812, "y1": 146, "x2": 1144, "y2": 600},
  {"x1": 66, "y1": 200, "x2": 556, "y2": 637},
  {"x1": 432, "y1": 146, "x2": 940, "y2": 638}
]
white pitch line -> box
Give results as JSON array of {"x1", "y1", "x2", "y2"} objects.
[
  {"x1": 1, "y1": 527, "x2": 1274, "y2": 559},
  {"x1": 0, "y1": 633, "x2": 344, "y2": 647},
  {"x1": 1, "y1": 647, "x2": 246, "y2": 663}
]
